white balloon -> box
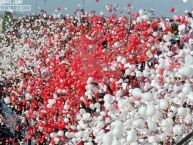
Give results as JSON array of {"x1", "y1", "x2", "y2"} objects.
[
  {"x1": 104, "y1": 94, "x2": 114, "y2": 103},
  {"x1": 182, "y1": 0, "x2": 188, "y2": 3},
  {"x1": 148, "y1": 136, "x2": 157, "y2": 143},
  {"x1": 85, "y1": 84, "x2": 93, "y2": 91},
  {"x1": 104, "y1": 102, "x2": 112, "y2": 110},
  {"x1": 54, "y1": 138, "x2": 60, "y2": 144},
  {"x1": 139, "y1": 9, "x2": 145, "y2": 16},
  {"x1": 85, "y1": 142, "x2": 93, "y2": 145},
  {"x1": 146, "y1": 104, "x2": 156, "y2": 117},
  {"x1": 142, "y1": 15, "x2": 149, "y2": 20},
  {"x1": 178, "y1": 107, "x2": 187, "y2": 116},
  {"x1": 138, "y1": 106, "x2": 147, "y2": 116},
  {"x1": 25, "y1": 93, "x2": 31, "y2": 100},
  {"x1": 114, "y1": 42, "x2": 121, "y2": 48},
  {"x1": 127, "y1": 130, "x2": 137, "y2": 143},
  {"x1": 166, "y1": 118, "x2": 173, "y2": 126},
  {"x1": 178, "y1": 66, "x2": 193, "y2": 77},
  {"x1": 87, "y1": 77, "x2": 93, "y2": 84},
  {"x1": 159, "y1": 99, "x2": 169, "y2": 110},
  {"x1": 47, "y1": 103, "x2": 52, "y2": 108},
  {"x1": 136, "y1": 16, "x2": 143, "y2": 23},
  {"x1": 51, "y1": 99, "x2": 56, "y2": 104},
  {"x1": 178, "y1": 24, "x2": 185, "y2": 32},
  {"x1": 131, "y1": 88, "x2": 142, "y2": 98},
  {"x1": 146, "y1": 50, "x2": 153, "y2": 58},
  {"x1": 185, "y1": 55, "x2": 193, "y2": 65},
  {"x1": 147, "y1": 120, "x2": 157, "y2": 132},
  {"x1": 159, "y1": 133, "x2": 167, "y2": 141},
  {"x1": 132, "y1": 119, "x2": 144, "y2": 129},
  {"x1": 100, "y1": 11, "x2": 104, "y2": 16},
  {"x1": 144, "y1": 83, "x2": 151, "y2": 91},
  {"x1": 141, "y1": 92, "x2": 154, "y2": 101},
  {"x1": 58, "y1": 130, "x2": 64, "y2": 136},
  {"x1": 153, "y1": 32, "x2": 158, "y2": 37},
  {"x1": 121, "y1": 58, "x2": 126, "y2": 64},
  {"x1": 131, "y1": 142, "x2": 139, "y2": 145},
  {"x1": 50, "y1": 132, "x2": 57, "y2": 138},
  {"x1": 4, "y1": 97, "x2": 10, "y2": 104},
  {"x1": 115, "y1": 90, "x2": 122, "y2": 98},
  {"x1": 161, "y1": 119, "x2": 170, "y2": 128},
  {"x1": 173, "y1": 124, "x2": 183, "y2": 135},
  {"x1": 111, "y1": 120, "x2": 124, "y2": 138},
  {"x1": 112, "y1": 138, "x2": 120, "y2": 145},
  {"x1": 82, "y1": 113, "x2": 91, "y2": 121},
  {"x1": 117, "y1": 56, "x2": 122, "y2": 62},
  {"x1": 182, "y1": 85, "x2": 191, "y2": 95},
  {"x1": 163, "y1": 34, "x2": 172, "y2": 42},
  {"x1": 187, "y1": 92, "x2": 193, "y2": 102},
  {"x1": 102, "y1": 132, "x2": 114, "y2": 145}
]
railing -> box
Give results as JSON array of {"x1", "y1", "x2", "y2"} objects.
[{"x1": 176, "y1": 131, "x2": 193, "y2": 145}]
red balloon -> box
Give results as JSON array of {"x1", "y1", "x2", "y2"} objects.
[
  {"x1": 170, "y1": 7, "x2": 175, "y2": 13},
  {"x1": 127, "y1": 3, "x2": 132, "y2": 7}
]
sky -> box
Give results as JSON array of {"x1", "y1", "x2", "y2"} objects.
[{"x1": 1, "y1": 0, "x2": 193, "y2": 17}]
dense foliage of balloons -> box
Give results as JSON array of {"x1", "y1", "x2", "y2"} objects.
[{"x1": 1, "y1": 1, "x2": 193, "y2": 145}]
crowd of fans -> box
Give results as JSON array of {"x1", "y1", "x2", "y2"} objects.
[{"x1": 1, "y1": 3, "x2": 193, "y2": 145}]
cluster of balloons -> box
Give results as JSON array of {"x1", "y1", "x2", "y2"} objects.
[{"x1": 1, "y1": 1, "x2": 193, "y2": 145}]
